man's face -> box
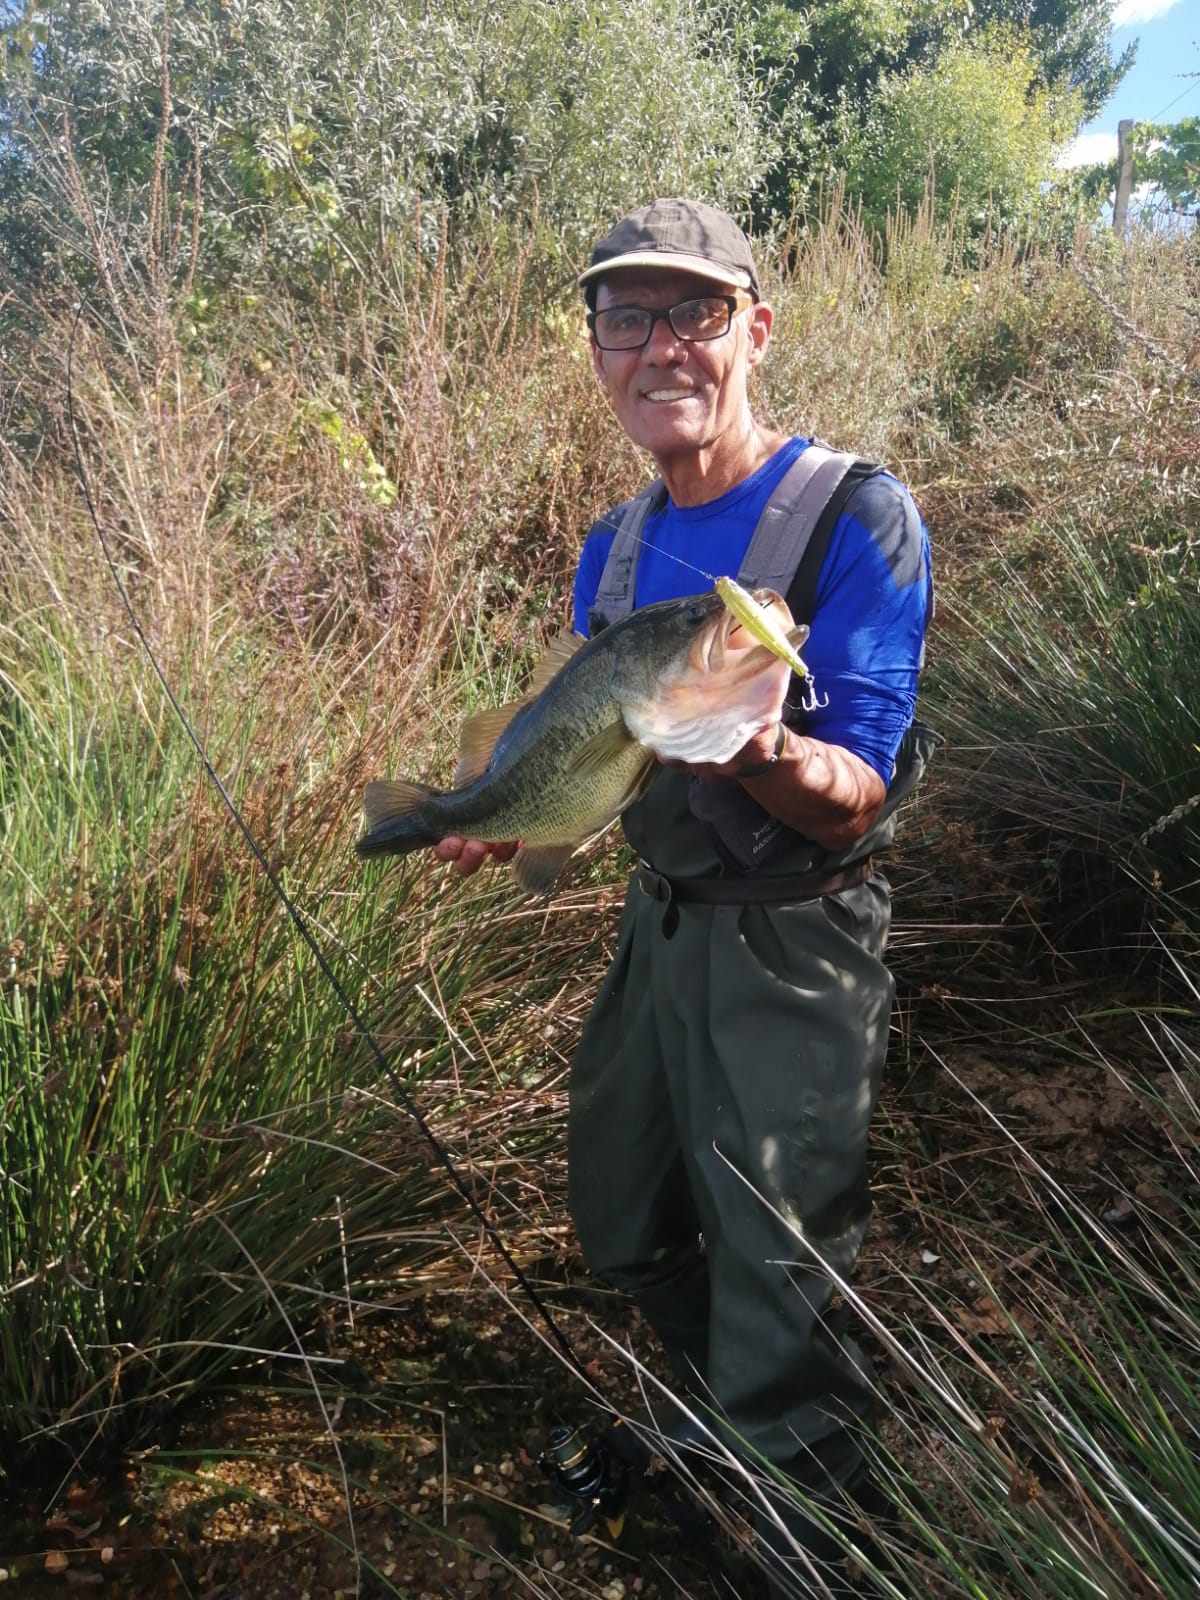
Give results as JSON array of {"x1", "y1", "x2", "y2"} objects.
[{"x1": 589, "y1": 270, "x2": 773, "y2": 465}]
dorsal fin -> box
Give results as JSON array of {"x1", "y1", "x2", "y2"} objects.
[
  {"x1": 525, "y1": 630, "x2": 586, "y2": 699},
  {"x1": 455, "y1": 700, "x2": 533, "y2": 785},
  {"x1": 454, "y1": 632, "x2": 586, "y2": 785}
]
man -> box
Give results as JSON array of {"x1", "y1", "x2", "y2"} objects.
[{"x1": 436, "y1": 198, "x2": 933, "y2": 1597}]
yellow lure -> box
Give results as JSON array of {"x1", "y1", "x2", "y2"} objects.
[{"x1": 714, "y1": 575, "x2": 811, "y2": 679}]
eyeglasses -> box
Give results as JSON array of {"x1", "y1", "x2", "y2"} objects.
[{"x1": 587, "y1": 294, "x2": 752, "y2": 352}]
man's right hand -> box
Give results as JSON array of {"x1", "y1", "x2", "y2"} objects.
[{"x1": 431, "y1": 837, "x2": 520, "y2": 878}]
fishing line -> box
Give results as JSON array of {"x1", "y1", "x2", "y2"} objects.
[
  {"x1": 594, "y1": 510, "x2": 719, "y2": 586},
  {"x1": 65, "y1": 303, "x2": 738, "y2": 1592}
]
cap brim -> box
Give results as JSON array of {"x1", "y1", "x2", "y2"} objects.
[{"x1": 577, "y1": 249, "x2": 754, "y2": 293}]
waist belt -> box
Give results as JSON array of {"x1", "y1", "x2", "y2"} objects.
[{"x1": 635, "y1": 855, "x2": 874, "y2": 907}]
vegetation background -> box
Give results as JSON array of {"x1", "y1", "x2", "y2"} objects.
[{"x1": 1, "y1": 1, "x2": 1198, "y2": 1595}]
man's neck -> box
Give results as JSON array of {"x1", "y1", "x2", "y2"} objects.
[{"x1": 657, "y1": 422, "x2": 790, "y2": 507}]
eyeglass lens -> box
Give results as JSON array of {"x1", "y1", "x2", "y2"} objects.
[{"x1": 591, "y1": 296, "x2": 737, "y2": 351}]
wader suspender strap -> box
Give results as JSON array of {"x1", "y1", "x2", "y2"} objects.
[
  {"x1": 737, "y1": 443, "x2": 859, "y2": 599},
  {"x1": 588, "y1": 444, "x2": 879, "y2": 631},
  {"x1": 783, "y1": 452, "x2": 884, "y2": 625},
  {"x1": 588, "y1": 480, "x2": 668, "y2": 631}
]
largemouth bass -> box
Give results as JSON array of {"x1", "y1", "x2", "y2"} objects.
[{"x1": 356, "y1": 587, "x2": 809, "y2": 895}]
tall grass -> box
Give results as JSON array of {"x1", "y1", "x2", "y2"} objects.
[
  {"x1": 0, "y1": 299, "x2": 621, "y2": 1471},
  {"x1": 3, "y1": 154, "x2": 1199, "y2": 1598}
]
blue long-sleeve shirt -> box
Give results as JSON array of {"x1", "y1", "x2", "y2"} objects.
[{"x1": 573, "y1": 436, "x2": 933, "y2": 784}]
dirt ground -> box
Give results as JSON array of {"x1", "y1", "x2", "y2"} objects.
[{"x1": 4, "y1": 980, "x2": 1194, "y2": 1600}]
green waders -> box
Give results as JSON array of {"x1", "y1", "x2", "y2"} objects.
[{"x1": 568, "y1": 766, "x2": 895, "y2": 1551}]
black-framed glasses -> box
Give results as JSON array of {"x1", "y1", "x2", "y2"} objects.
[{"x1": 587, "y1": 294, "x2": 751, "y2": 352}]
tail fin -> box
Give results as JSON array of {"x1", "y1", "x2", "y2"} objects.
[{"x1": 356, "y1": 779, "x2": 438, "y2": 859}]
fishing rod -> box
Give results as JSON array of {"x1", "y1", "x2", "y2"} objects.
[{"x1": 63, "y1": 305, "x2": 739, "y2": 1592}]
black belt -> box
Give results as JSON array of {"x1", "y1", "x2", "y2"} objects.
[{"x1": 635, "y1": 855, "x2": 874, "y2": 906}]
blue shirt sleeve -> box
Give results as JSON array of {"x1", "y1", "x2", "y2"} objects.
[{"x1": 801, "y1": 473, "x2": 931, "y2": 782}]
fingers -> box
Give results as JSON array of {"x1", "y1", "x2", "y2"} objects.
[{"x1": 431, "y1": 837, "x2": 519, "y2": 877}]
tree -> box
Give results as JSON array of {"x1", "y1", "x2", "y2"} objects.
[
  {"x1": 969, "y1": 0, "x2": 1135, "y2": 121},
  {"x1": 736, "y1": 0, "x2": 1128, "y2": 224},
  {"x1": 1130, "y1": 116, "x2": 1200, "y2": 221},
  {"x1": 0, "y1": 0, "x2": 773, "y2": 307},
  {"x1": 844, "y1": 25, "x2": 1084, "y2": 236}
]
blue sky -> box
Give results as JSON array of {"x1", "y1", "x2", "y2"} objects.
[{"x1": 1063, "y1": 0, "x2": 1200, "y2": 166}]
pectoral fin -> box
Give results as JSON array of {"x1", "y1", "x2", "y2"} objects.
[
  {"x1": 565, "y1": 719, "x2": 638, "y2": 783},
  {"x1": 512, "y1": 842, "x2": 579, "y2": 897}
]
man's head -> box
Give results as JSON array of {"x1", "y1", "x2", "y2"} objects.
[
  {"x1": 579, "y1": 199, "x2": 773, "y2": 489},
  {"x1": 578, "y1": 198, "x2": 761, "y2": 312}
]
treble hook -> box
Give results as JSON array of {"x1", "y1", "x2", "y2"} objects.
[{"x1": 797, "y1": 675, "x2": 829, "y2": 714}]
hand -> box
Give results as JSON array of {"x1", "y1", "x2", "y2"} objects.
[
  {"x1": 431, "y1": 836, "x2": 520, "y2": 878},
  {"x1": 657, "y1": 722, "x2": 784, "y2": 782}
]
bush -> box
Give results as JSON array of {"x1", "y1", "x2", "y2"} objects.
[
  {"x1": 0, "y1": 0, "x2": 772, "y2": 309},
  {"x1": 845, "y1": 26, "x2": 1083, "y2": 240}
]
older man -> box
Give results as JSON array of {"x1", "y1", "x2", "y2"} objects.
[{"x1": 439, "y1": 198, "x2": 933, "y2": 1596}]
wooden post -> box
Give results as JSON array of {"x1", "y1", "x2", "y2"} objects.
[{"x1": 1113, "y1": 118, "x2": 1134, "y2": 234}]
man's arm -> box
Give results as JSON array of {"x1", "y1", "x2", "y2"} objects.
[{"x1": 661, "y1": 725, "x2": 886, "y2": 853}]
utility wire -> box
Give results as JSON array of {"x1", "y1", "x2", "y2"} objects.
[{"x1": 1148, "y1": 74, "x2": 1199, "y2": 122}]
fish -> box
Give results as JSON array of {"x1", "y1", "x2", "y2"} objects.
[{"x1": 356, "y1": 587, "x2": 809, "y2": 895}]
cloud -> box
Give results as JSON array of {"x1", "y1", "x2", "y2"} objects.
[
  {"x1": 1058, "y1": 131, "x2": 1118, "y2": 169},
  {"x1": 1111, "y1": 0, "x2": 1182, "y2": 27}
]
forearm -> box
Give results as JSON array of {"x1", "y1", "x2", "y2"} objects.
[{"x1": 736, "y1": 724, "x2": 886, "y2": 852}]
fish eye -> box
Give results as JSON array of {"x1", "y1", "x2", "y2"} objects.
[{"x1": 685, "y1": 603, "x2": 707, "y2": 624}]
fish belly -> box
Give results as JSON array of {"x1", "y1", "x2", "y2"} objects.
[{"x1": 431, "y1": 725, "x2": 648, "y2": 847}]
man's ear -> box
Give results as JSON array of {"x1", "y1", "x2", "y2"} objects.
[{"x1": 746, "y1": 301, "x2": 773, "y2": 369}]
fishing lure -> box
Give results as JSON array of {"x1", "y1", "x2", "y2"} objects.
[{"x1": 713, "y1": 575, "x2": 828, "y2": 713}]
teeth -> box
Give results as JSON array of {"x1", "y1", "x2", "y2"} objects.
[{"x1": 645, "y1": 388, "x2": 691, "y2": 401}]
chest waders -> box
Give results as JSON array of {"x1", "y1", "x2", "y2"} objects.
[{"x1": 567, "y1": 447, "x2": 935, "y2": 1593}]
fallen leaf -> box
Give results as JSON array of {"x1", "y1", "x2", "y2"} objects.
[{"x1": 954, "y1": 1295, "x2": 1037, "y2": 1339}]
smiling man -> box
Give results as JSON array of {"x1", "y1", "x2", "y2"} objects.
[{"x1": 439, "y1": 198, "x2": 934, "y2": 1597}]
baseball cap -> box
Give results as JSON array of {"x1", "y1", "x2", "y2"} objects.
[{"x1": 578, "y1": 198, "x2": 761, "y2": 298}]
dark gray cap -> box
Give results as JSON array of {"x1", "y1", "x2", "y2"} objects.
[{"x1": 578, "y1": 198, "x2": 761, "y2": 298}]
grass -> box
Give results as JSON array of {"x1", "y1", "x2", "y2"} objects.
[{"x1": 2, "y1": 161, "x2": 1199, "y2": 1596}]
